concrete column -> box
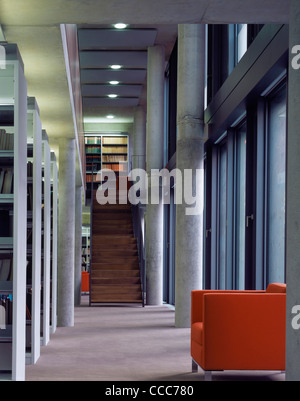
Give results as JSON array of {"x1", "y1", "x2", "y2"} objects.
[
  {"x1": 286, "y1": 0, "x2": 300, "y2": 382},
  {"x1": 133, "y1": 105, "x2": 146, "y2": 170},
  {"x1": 175, "y1": 24, "x2": 206, "y2": 328},
  {"x1": 57, "y1": 138, "x2": 76, "y2": 327},
  {"x1": 145, "y1": 45, "x2": 165, "y2": 305},
  {"x1": 74, "y1": 185, "x2": 83, "y2": 307}
]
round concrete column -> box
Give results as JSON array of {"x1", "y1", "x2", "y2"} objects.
[
  {"x1": 74, "y1": 185, "x2": 83, "y2": 307},
  {"x1": 286, "y1": 0, "x2": 300, "y2": 381},
  {"x1": 57, "y1": 138, "x2": 76, "y2": 327},
  {"x1": 175, "y1": 24, "x2": 206, "y2": 328},
  {"x1": 145, "y1": 45, "x2": 165, "y2": 305},
  {"x1": 133, "y1": 105, "x2": 146, "y2": 170}
]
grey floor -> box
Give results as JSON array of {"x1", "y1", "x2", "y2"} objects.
[{"x1": 25, "y1": 295, "x2": 286, "y2": 382}]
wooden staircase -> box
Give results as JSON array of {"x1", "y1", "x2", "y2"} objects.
[{"x1": 90, "y1": 191, "x2": 143, "y2": 304}]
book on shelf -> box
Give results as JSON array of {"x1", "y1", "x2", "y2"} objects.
[
  {"x1": 0, "y1": 211, "x2": 10, "y2": 236},
  {"x1": 0, "y1": 168, "x2": 14, "y2": 194},
  {"x1": 27, "y1": 161, "x2": 33, "y2": 178},
  {"x1": 0, "y1": 259, "x2": 13, "y2": 281},
  {"x1": 0, "y1": 297, "x2": 13, "y2": 326},
  {"x1": 0, "y1": 129, "x2": 14, "y2": 151}
]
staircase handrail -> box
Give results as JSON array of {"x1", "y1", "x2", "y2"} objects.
[{"x1": 131, "y1": 203, "x2": 146, "y2": 307}]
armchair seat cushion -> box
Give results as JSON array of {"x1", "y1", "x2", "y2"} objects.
[{"x1": 191, "y1": 322, "x2": 203, "y2": 346}]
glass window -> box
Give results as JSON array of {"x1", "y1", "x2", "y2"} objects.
[
  {"x1": 236, "y1": 24, "x2": 248, "y2": 63},
  {"x1": 266, "y1": 84, "x2": 287, "y2": 284},
  {"x1": 235, "y1": 122, "x2": 247, "y2": 289},
  {"x1": 218, "y1": 142, "x2": 227, "y2": 289},
  {"x1": 209, "y1": 120, "x2": 247, "y2": 291}
]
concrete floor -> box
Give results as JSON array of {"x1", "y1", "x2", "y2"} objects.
[{"x1": 25, "y1": 295, "x2": 286, "y2": 382}]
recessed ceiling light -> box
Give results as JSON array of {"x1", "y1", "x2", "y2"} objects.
[
  {"x1": 106, "y1": 115, "x2": 115, "y2": 119},
  {"x1": 108, "y1": 94, "x2": 118, "y2": 98},
  {"x1": 114, "y1": 23, "x2": 128, "y2": 29},
  {"x1": 109, "y1": 81, "x2": 120, "y2": 85},
  {"x1": 111, "y1": 65, "x2": 122, "y2": 70}
]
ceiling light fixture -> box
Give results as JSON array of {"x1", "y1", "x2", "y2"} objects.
[
  {"x1": 114, "y1": 23, "x2": 128, "y2": 29},
  {"x1": 109, "y1": 80, "x2": 120, "y2": 85},
  {"x1": 111, "y1": 65, "x2": 122, "y2": 70},
  {"x1": 108, "y1": 94, "x2": 118, "y2": 98},
  {"x1": 106, "y1": 115, "x2": 115, "y2": 119}
]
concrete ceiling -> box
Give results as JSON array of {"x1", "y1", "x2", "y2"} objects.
[
  {"x1": 0, "y1": 1, "x2": 291, "y2": 25},
  {"x1": 78, "y1": 24, "x2": 178, "y2": 127},
  {"x1": 0, "y1": 0, "x2": 291, "y2": 186}
]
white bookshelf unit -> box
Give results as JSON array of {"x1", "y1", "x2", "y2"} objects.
[
  {"x1": 26, "y1": 97, "x2": 42, "y2": 365},
  {"x1": 0, "y1": 44, "x2": 28, "y2": 381},
  {"x1": 50, "y1": 151, "x2": 58, "y2": 335},
  {"x1": 41, "y1": 130, "x2": 51, "y2": 347}
]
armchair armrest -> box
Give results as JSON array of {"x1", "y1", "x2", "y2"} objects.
[{"x1": 202, "y1": 293, "x2": 286, "y2": 370}]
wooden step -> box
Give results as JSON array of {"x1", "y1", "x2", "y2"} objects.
[
  {"x1": 91, "y1": 277, "x2": 141, "y2": 285},
  {"x1": 93, "y1": 216, "x2": 132, "y2": 226},
  {"x1": 92, "y1": 242, "x2": 137, "y2": 251},
  {"x1": 92, "y1": 229, "x2": 133, "y2": 236},
  {"x1": 92, "y1": 247, "x2": 138, "y2": 255},
  {"x1": 91, "y1": 285, "x2": 141, "y2": 294},
  {"x1": 91, "y1": 262, "x2": 139, "y2": 270},
  {"x1": 92, "y1": 256, "x2": 138, "y2": 264},
  {"x1": 93, "y1": 205, "x2": 131, "y2": 212},
  {"x1": 93, "y1": 213, "x2": 131, "y2": 218},
  {"x1": 92, "y1": 245, "x2": 137, "y2": 252},
  {"x1": 92, "y1": 235, "x2": 137, "y2": 245},
  {"x1": 91, "y1": 294, "x2": 142, "y2": 303},
  {"x1": 92, "y1": 270, "x2": 140, "y2": 278}
]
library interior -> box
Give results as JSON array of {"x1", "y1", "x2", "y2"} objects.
[{"x1": 0, "y1": 0, "x2": 300, "y2": 382}]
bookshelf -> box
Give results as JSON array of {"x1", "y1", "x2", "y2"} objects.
[
  {"x1": 82, "y1": 226, "x2": 90, "y2": 274},
  {"x1": 26, "y1": 97, "x2": 42, "y2": 366},
  {"x1": 50, "y1": 151, "x2": 58, "y2": 335},
  {"x1": 85, "y1": 134, "x2": 128, "y2": 193},
  {"x1": 41, "y1": 130, "x2": 51, "y2": 347},
  {"x1": 0, "y1": 44, "x2": 28, "y2": 381}
]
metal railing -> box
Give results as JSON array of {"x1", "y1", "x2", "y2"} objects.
[
  {"x1": 88, "y1": 160, "x2": 95, "y2": 306},
  {"x1": 131, "y1": 203, "x2": 146, "y2": 307}
]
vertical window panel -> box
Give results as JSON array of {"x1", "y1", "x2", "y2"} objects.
[
  {"x1": 218, "y1": 142, "x2": 227, "y2": 289},
  {"x1": 236, "y1": 123, "x2": 247, "y2": 289},
  {"x1": 266, "y1": 85, "x2": 287, "y2": 284}
]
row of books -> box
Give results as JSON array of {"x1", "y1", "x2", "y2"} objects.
[
  {"x1": 86, "y1": 155, "x2": 101, "y2": 161},
  {"x1": 86, "y1": 146, "x2": 101, "y2": 154},
  {"x1": 0, "y1": 259, "x2": 13, "y2": 281},
  {"x1": 85, "y1": 136, "x2": 127, "y2": 145},
  {"x1": 101, "y1": 164, "x2": 127, "y2": 172},
  {"x1": 86, "y1": 174, "x2": 102, "y2": 183},
  {"x1": 103, "y1": 137, "x2": 127, "y2": 145},
  {"x1": 102, "y1": 155, "x2": 127, "y2": 162},
  {"x1": 85, "y1": 137, "x2": 101, "y2": 145},
  {"x1": 0, "y1": 167, "x2": 13, "y2": 194},
  {"x1": 0, "y1": 129, "x2": 14, "y2": 151},
  {"x1": 102, "y1": 146, "x2": 127, "y2": 154}
]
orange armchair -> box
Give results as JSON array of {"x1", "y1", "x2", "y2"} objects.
[{"x1": 191, "y1": 284, "x2": 286, "y2": 380}]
